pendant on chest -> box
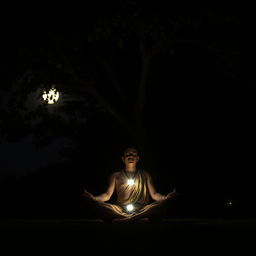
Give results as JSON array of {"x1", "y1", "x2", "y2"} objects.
[{"x1": 127, "y1": 178, "x2": 135, "y2": 186}]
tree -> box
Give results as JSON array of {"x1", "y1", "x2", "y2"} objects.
[
  {"x1": 52, "y1": 4, "x2": 250, "y2": 154},
  {"x1": 2, "y1": 3, "x2": 253, "y2": 160},
  {"x1": 2, "y1": 2, "x2": 255, "y2": 214}
]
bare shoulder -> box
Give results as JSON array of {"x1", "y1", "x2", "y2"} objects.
[{"x1": 110, "y1": 171, "x2": 121, "y2": 179}]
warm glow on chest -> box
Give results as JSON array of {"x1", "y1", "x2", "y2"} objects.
[{"x1": 127, "y1": 179, "x2": 135, "y2": 186}]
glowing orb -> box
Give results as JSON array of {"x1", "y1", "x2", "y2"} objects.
[
  {"x1": 127, "y1": 179, "x2": 135, "y2": 186},
  {"x1": 226, "y1": 200, "x2": 233, "y2": 207},
  {"x1": 42, "y1": 88, "x2": 60, "y2": 104},
  {"x1": 126, "y1": 204, "x2": 134, "y2": 212}
]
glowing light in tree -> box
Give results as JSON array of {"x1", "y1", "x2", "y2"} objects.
[
  {"x1": 127, "y1": 179, "x2": 135, "y2": 186},
  {"x1": 126, "y1": 204, "x2": 134, "y2": 212},
  {"x1": 42, "y1": 88, "x2": 60, "y2": 104}
]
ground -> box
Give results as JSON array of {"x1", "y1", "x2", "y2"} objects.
[{"x1": 1, "y1": 218, "x2": 255, "y2": 253}]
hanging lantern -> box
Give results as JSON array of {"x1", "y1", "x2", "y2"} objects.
[{"x1": 42, "y1": 88, "x2": 60, "y2": 104}]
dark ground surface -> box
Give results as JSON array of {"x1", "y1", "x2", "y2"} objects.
[{"x1": 1, "y1": 218, "x2": 256, "y2": 254}]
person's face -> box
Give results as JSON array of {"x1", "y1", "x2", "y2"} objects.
[{"x1": 122, "y1": 148, "x2": 139, "y2": 166}]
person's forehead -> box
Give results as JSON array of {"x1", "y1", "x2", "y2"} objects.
[{"x1": 124, "y1": 148, "x2": 138, "y2": 154}]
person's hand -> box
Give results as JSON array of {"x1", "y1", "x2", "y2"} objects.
[
  {"x1": 165, "y1": 188, "x2": 178, "y2": 200},
  {"x1": 82, "y1": 189, "x2": 96, "y2": 201}
]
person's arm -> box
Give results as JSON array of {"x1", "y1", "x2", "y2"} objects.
[
  {"x1": 147, "y1": 173, "x2": 167, "y2": 201},
  {"x1": 94, "y1": 173, "x2": 116, "y2": 202}
]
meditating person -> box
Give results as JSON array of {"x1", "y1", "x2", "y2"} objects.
[{"x1": 82, "y1": 147, "x2": 177, "y2": 223}]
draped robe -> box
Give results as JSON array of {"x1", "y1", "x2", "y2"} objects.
[{"x1": 101, "y1": 169, "x2": 150, "y2": 216}]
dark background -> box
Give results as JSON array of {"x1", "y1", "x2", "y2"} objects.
[{"x1": 1, "y1": 1, "x2": 256, "y2": 219}]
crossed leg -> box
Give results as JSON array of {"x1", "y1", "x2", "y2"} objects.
[
  {"x1": 85, "y1": 199, "x2": 130, "y2": 222},
  {"x1": 113, "y1": 200, "x2": 169, "y2": 223},
  {"x1": 85, "y1": 197, "x2": 169, "y2": 223}
]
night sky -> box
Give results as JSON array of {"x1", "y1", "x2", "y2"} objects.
[{"x1": 1, "y1": 2, "x2": 256, "y2": 218}]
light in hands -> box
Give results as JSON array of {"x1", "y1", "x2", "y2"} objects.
[{"x1": 126, "y1": 204, "x2": 134, "y2": 212}]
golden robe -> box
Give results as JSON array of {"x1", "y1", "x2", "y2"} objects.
[{"x1": 102, "y1": 170, "x2": 150, "y2": 216}]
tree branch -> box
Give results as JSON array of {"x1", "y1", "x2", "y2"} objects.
[
  {"x1": 53, "y1": 37, "x2": 133, "y2": 135},
  {"x1": 71, "y1": 77, "x2": 132, "y2": 133},
  {"x1": 170, "y1": 39, "x2": 241, "y2": 57},
  {"x1": 135, "y1": 38, "x2": 150, "y2": 123},
  {"x1": 96, "y1": 55, "x2": 124, "y2": 98},
  {"x1": 134, "y1": 22, "x2": 150, "y2": 124}
]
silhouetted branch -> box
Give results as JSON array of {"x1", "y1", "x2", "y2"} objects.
[
  {"x1": 135, "y1": 24, "x2": 151, "y2": 122},
  {"x1": 170, "y1": 39, "x2": 242, "y2": 57},
  {"x1": 96, "y1": 55, "x2": 124, "y2": 98},
  {"x1": 70, "y1": 77, "x2": 132, "y2": 134}
]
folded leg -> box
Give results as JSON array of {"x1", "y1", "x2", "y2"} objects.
[
  {"x1": 127, "y1": 200, "x2": 169, "y2": 222},
  {"x1": 85, "y1": 199, "x2": 130, "y2": 222}
]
